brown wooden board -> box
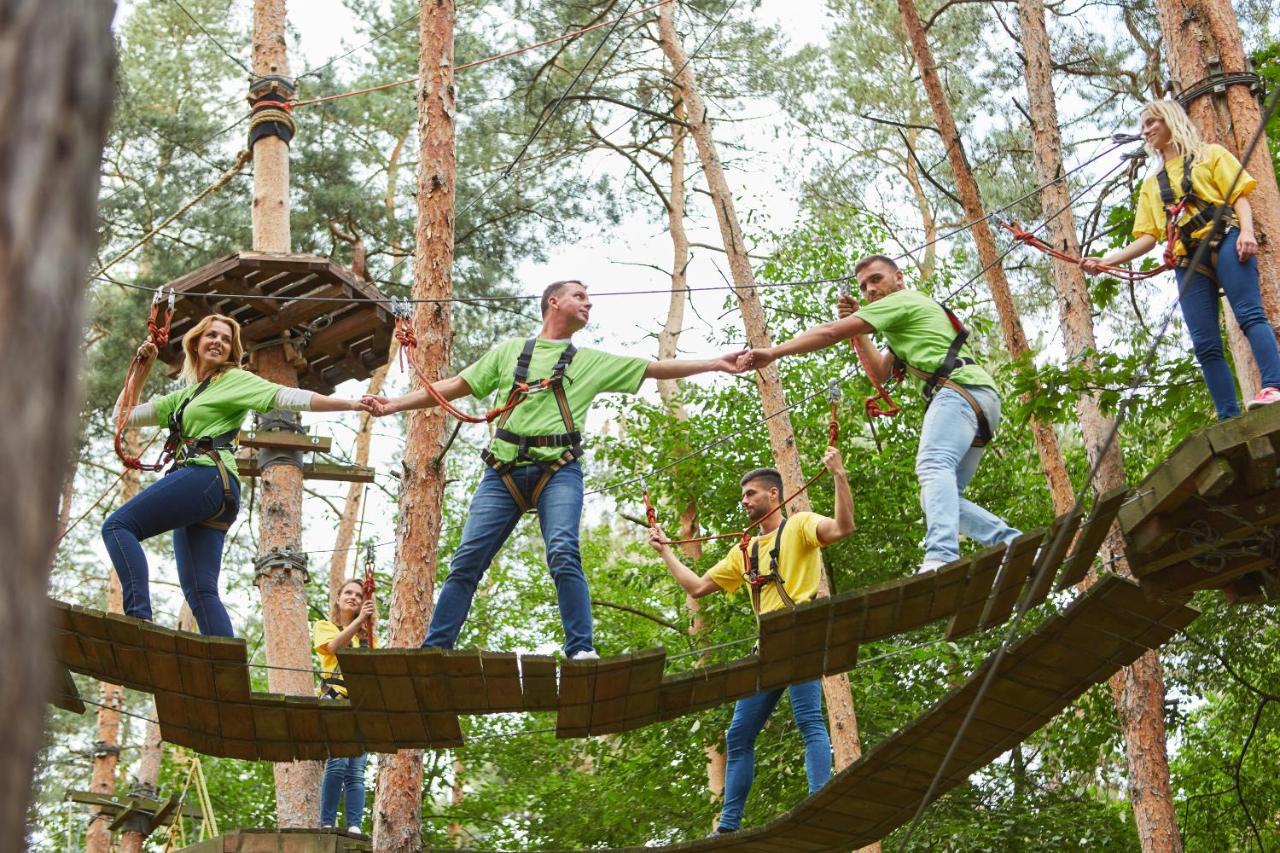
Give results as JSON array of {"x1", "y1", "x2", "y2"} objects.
[
  {"x1": 1022, "y1": 510, "x2": 1082, "y2": 611},
  {"x1": 479, "y1": 652, "x2": 524, "y2": 711},
  {"x1": 372, "y1": 650, "x2": 422, "y2": 713},
  {"x1": 1243, "y1": 436, "x2": 1277, "y2": 494},
  {"x1": 946, "y1": 545, "x2": 1005, "y2": 639},
  {"x1": 52, "y1": 664, "x2": 84, "y2": 714},
  {"x1": 102, "y1": 613, "x2": 152, "y2": 688},
  {"x1": 977, "y1": 530, "x2": 1045, "y2": 629},
  {"x1": 587, "y1": 649, "x2": 666, "y2": 734},
  {"x1": 519, "y1": 655, "x2": 558, "y2": 711},
  {"x1": 556, "y1": 657, "x2": 599, "y2": 737},
  {"x1": 758, "y1": 601, "x2": 829, "y2": 689},
  {"x1": 438, "y1": 650, "x2": 489, "y2": 714},
  {"x1": 137, "y1": 620, "x2": 184, "y2": 695},
  {"x1": 175, "y1": 634, "x2": 218, "y2": 700},
  {"x1": 1194, "y1": 456, "x2": 1237, "y2": 500},
  {"x1": 1117, "y1": 429, "x2": 1214, "y2": 532},
  {"x1": 1055, "y1": 488, "x2": 1127, "y2": 591}
]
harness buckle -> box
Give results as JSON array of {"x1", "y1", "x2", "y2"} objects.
[{"x1": 523, "y1": 380, "x2": 554, "y2": 396}]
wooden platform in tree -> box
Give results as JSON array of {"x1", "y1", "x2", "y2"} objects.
[
  {"x1": 155, "y1": 252, "x2": 392, "y2": 394},
  {"x1": 66, "y1": 788, "x2": 203, "y2": 835},
  {"x1": 179, "y1": 828, "x2": 371, "y2": 852}
]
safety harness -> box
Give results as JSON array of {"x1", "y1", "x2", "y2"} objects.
[
  {"x1": 1156, "y1": 153, "x2": 1230, "y2": 283},
  {"x1": 746, "y1": 517, "x2": 795, "y2": 615},
  {"x1": 841, "y1": 286, "x2": 991, "y2": 447},
  {"x1": 165, "y1": 377, "x2": 240, "y2": 531},
  {"x1": 480, "y1": 337, "x2": 582, "y2": 512}
]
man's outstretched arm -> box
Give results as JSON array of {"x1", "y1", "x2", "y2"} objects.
[
  {"x1": 815, "y1": 446, "x2": 856, "y2": 545},
  {"x1": 364, "y1": 376, "x2": 474, "y2": 415},
  {"x1": 648, "y1": 525, "x2": 722, "y2": 598},
  {"x1": 743, "y1": 314, "x2": 876, "y2": 370},
  {"x1": 644, "y1": 350, "x2": 748, "y2": 381}
]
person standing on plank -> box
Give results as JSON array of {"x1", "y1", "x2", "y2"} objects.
[
  {"x1": 314, "y1": 578, "x2": 375, "y2": 834},
  {"x1": 366, "y1": 280, "x2": 746, "y2": 659},
  {"x1": 105, "y1": 314, "x2": 368, "y2": 637},
  {"x1": 740, "y1": 255, "x2": 1020, "y2": 573},
  {"x1": 647, "y1": 448, "x2": 854, "y2": 833},
  {"x1": 1081, "y1": 99, "x2": 1280, "y2": 420}
]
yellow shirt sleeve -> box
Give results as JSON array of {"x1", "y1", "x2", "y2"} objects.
[
  {"x1": 1204, "y1": 144, "x2": 1256, "y2": 204},
  {"x1": 706, "y1": 546, "x2": 744, "y2": 595},
  {"x1": 792, "y1": 511, "x2": 825, "y2": 549},
  {"x1": 1132, "y1": 175, "x2": 1164, "y2": 241}
]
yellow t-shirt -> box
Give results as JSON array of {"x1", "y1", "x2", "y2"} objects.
[
  {"x1": 312, "y1": 619, "x2": 368, "y2": 697},
  {"x1": 706, "y1": 512, "x2": 827, "y2": 614},
  {"x1": 1132, "y1": 144, "x2": 1256, "y2": 256}
]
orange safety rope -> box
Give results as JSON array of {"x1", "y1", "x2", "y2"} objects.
[
  {"x1": 390, "y1": 301, "x2": 536, "y2": 424},
  {"x1": 1000, "y1": 217, "x2": 1180, "y2": 282},
  {"x1": 360, "y1": 549, "x2": 376, "y2": 648},
  {"x1": 840, "y1": 286, "x2": 902, "y2": 419},
  {"x1": 114, "y1": 289, "x2": 177, "y2": 472}
]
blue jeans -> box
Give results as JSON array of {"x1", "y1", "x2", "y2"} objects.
[
  {"x1": 916, "y1": 385, "x2": 1020, "y2": 564},
  {"x1": 319, "y1": 750, "x2": 367, "y2": 828},
  {"x1": 102, "y1": 465, "x2": 240, "y2": 637},
  {"x1": 422, "y1": 461, "x2": 593, "y2": 656},
  {"x1": 718, "y1": 679, "x2": 831, "y2": 832},
  {"x1": 1176, "y1": 228, "x2": 1280, "y2": 420}
]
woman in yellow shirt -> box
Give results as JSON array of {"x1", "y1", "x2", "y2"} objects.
[
  {"x1": 313, "y1": 579, "x2": 375, "y2": 832},
  {"x1": 1082, "y1": 99, "x2": 1280, "y2": 419}
]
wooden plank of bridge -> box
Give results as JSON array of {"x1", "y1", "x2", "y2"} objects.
[
  {"x1": 977, "y1": 530, "x2": 1045, "y2": 629},
  {"x1": 1056, "y1": 488, "x2": 1127, "y2": 590},
  {"x1": 335, "y1": 649, "x2": 386, "y2": 712},
  {"x1": 946, "y1": 544, "x2": 1007, "y2": 640},
  {"x1": 319, "y1": 700, "x2": 362, "y2": 757},
  {"x1": 520, "y1": 655, "x2": 558, "y2": 711},
  {"x1": 102, "y1": 613, "x2": 151, "y2": 688},
  {"x1": 437, "y1": 650, "x2": 487, "y2": 714},
  {"x1": 759, "y1": 599, "x2": 830, "y2": 689},
  {"x1": 1022, "y1": 509, "x2": 1083, "y2": 611},
  {"x1": 1117, "y1": 429, "x2": 1214, "y2": 533},
  {"x1": 137, "y1": 620, "x2": 183, "y2": 697},
  {"x1": 52, "y1": 664, "x2": 84, "y2": 714},
  {"x1": 556, "y1": 656, "x2": 599, "y2": 738},
  {"x1": 586, "y1": 648, "x2": 666, "y2": 735},
  {"x1": 480, "y1": 651, "x2": 524, "y2": 711}
]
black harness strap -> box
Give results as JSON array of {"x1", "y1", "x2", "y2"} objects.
[
  {"x1": 165, "y1": 376, "x2": 240, "y2": 530},
  {"x1": 480, "y1": 339, "x2": 582, "y2": 513},
  {"x1": 891, "y1": 302, "x2": 993, "y2": 447},
  {"x1": 746, "y1": 517, "x2": 795, "y2": 617},
  {"x1": 1157, "y1": 153, "x2": 1229, "y2": 279}
]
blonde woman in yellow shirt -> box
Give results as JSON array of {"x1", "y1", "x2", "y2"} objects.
[
  {"x1": 1081, "y1": 99, "x2": 1280, "y2": 420},
  {"x1": 313, "y1": 579, "x2": 375, "y2": 832}
]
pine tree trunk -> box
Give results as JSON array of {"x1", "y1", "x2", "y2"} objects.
[
  {"x1": 86, "y1": 445, "x2": 142, "y2": 853},
  {"x1": 1015, "y1": 1, "x2": 1182, "y2": 848},
  {"x1": 896, "y1": 0, "x2": 1075, "y2": 515},
  {"x1": 655, "y1": 5, "x2": 870, "y2": 804},
  {"x1": 372, "y1": 0, "x2": 457, "y2": 847},
  {"x1": 117, "y1": 715, "x2": 163, "y2": 853},
  {"x1": 1155, "y1": 0, "x2": 1280, "y2": 399},
  {"x1": 0, "y1": 1, "x2": 114, "y2": 847}
]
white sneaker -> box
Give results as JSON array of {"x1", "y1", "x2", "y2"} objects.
[
  {"x1": 569, "y1": 648, "x2": 600, "y2": 661},
  {"x1": 916, "y1": 559, "x2": 946, "y2": 575}
]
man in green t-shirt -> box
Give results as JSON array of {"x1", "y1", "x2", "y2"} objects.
[
  {"x1": 742, "y1": 255, "x2": 1019, "y2": 573},
  {"x1": 367, "y1": 280, "x2": 745, "y2": 658}
]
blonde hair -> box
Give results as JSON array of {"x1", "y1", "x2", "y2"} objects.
[
  {"x1": 179, "y1": 314, "x2": 244, "y2": 383},
  {"x1": 1141, "y1": 99, "x2": 1206, "y2": 163}
]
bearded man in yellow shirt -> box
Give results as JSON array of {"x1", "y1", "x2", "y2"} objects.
[{"x1": 648, "y1": 447, "x2": 854, "y2": 833}]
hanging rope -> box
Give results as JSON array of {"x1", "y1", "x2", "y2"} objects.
[
  {"x1": 360, "y1": 545, "x2": 376, "y2": 648},
  {"x1": 999, "y1": 217, "x2": 1175, "y2": 282},
  {"x1": 114, "y1": 289, "x2": 177, "y2": 472},
  {"x1": 390, "y1": 298, "x2": 543, "y2": 424}
]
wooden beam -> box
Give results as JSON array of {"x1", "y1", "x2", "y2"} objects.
[
  {"x1": 233, "y1": 454, "x2": 375, "y2": 483},
  {"x1": 237, "y1": 430, "x2": 332, "y2": 453}
]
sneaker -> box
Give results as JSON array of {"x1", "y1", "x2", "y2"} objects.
[
  {"x1": 569, "y1": 648, "x2": 599, "y2": 661},
  {"x1": 1246, "y1": 387, "x2": 1280, "y2": 410},
  {"x1": 916, "y1": 559, "x2": 946, "y2": 575}
]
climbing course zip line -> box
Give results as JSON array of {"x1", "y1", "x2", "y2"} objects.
[{"x1": 896, "y1": 83, "x2": 1280, "y2": 851}]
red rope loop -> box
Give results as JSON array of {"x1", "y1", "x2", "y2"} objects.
[
  {"x1": 849, "y1": 336, "x2": 901, "y2": 419},
  {"x1": 1000, "y1": 220, "x2": 1171, "y2": 282},
  {"x1": 114, "y1": 292, "x2": 177, "y2": 472},
  {"x1": 360, "y1": 558, "x2": 376, "y2": 647}
]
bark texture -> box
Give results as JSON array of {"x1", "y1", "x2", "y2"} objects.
[
  {"x1": 1016, "y1": 1, "x2": 1182, "y2": 848},
  {"x1": 328, "y1": 359, "x2": 390, "y2": 601},
  {"x1": 251, "y1": 0, "x2": 290, "y2": 253},
  {"x1": 897, "y1": 0, "x2": 1075, "y2": 515},
  {"x1": 1155, "y1": 0, "x2": 1280, "y2": 399},
  {"x1": 0, "y1": 1, "x2": 114, "y2": 847},
  {"x1": 372, "y1": 0, "x2": 457, "y2": 847},
  {"x1": 656, "y1": 4, "x2": 870, "y2": 796}
]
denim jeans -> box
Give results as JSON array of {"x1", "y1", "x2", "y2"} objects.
[
  {"x1": 422, "y1": 461, "x2": 592, "y2": 656},
  {"x1": 916, "y1": 385, "x2": 1021, "y2": 564},
  {"x1": 717, "y1": 679, "x2": 831, "y2": 832},
  {"x1": 319, "y1": 750, "x2": 367, "y2": 829},
  {"x1": 102, "y1": 465, "x2": 240, "y2": 637},
  {"x1": 1176, "y1": 228, "x2": 1280, "y2": 420}
]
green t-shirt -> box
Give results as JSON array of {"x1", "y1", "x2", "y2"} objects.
[
  {"x1": 854, "y1": 290, "x2": 996, "y2": 391},
  {"x1": 151, "y1": 368, "x2": 284, "y2": 482},
  {"x1": 460, "y1": 337, "x2": 649, "y2": 464}
]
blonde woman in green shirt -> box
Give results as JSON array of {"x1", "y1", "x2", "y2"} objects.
[{"x1": 104, "y1": 314, "x2": 368, "y2": 636}]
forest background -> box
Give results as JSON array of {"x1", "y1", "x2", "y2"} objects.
[{"x1": 33, "y1": 0, "x2": 1280, "y2": 849}]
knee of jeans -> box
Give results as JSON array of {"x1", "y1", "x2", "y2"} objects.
[
  {"x1": 545, "y1": 539, "x2": 584, "y2": 575},
  {"x1": 101, "y1": 509, "x2": 134, "y2": 539},
  {"x1": 914, "y1": 451, "x2": 956, "y2": 482},
  {"x1": 1189, "y1": 333, "x2": 1226, "y2": 362}
]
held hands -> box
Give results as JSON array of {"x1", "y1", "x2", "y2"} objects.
[
  {"x1": 362, "y1": 394, "x2": 397, "y2": 417},
  {"x1": 836, "y1": 292, "x2": 859, "y2": 319},
  {"x1": 647, "y1": 524, "x2": 670, "y2": 555},
  {"x1": 1238, "y1": 230, "x2": 1259, "y2": 262},
  {"x1": 821, "y1": 445, "x2": 846, "y2": 476},
  {"x1": 736, "y1": 348, "x2": 775, "y2": 371},
  {"x1": 714, "y1": 349, "x2": 750, "y2": 374}
]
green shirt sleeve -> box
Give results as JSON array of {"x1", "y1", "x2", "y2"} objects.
[
  {"x1": 231, "y1": 369, "x2": 287, "y2": 414},
  {"x1": 459, "y1": 340, "x2": 517, "y2": 400},
  {"x1": 576, "y1": 348, "x2": 649, "y2": 396},
  {"x1": 853, "y1": 295, "x2": 906, "y2": 335},
  {"x1": 149, "y1": 386, "x2": 189, "y2": 426}
]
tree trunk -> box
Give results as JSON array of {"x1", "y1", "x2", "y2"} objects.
[
  {"x1": 251, "y1": 0, "x2": 290, "y2": 254},
  {"x1": 1017, "y1": 1, "x2": 1182, "y2": 848},
  {"x1": 328, "y1": 358, "x2": 391, "y2": 601},
  {"x1": 372, "y1": 0, "x2": 457, "y2": 847},
  {"x1": 447, "y1": 757, "x2": 465, "y2": 846},
  {"x1": 0, "y1": 1, "x2": 114, "y2": 847},
  {"x1": 896, "y1": 0, "x2": 1075, "y2": 516},
  {"x1": 655, "y1": 5, "x2": 870, "y2": 808},
  {"x1": 1155, "y1": 0, "x2": 1280, "y2": 399},
  {"x1": 117, "y1": 715, "x2": 163, "y2": 853},
  {"x1": 86, "y1": 443, "x2": 143, "y2": 853}
]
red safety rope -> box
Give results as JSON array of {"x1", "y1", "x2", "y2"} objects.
[
  {"x1": 849, "y1": 336, "x2": 901, "y2": 419},
  {"x1": 650, "y1": 400, "x2": 841, "y2": 551},
  {"x1": 360, "y1": 551, "x2": 376, "y2": 648},
  {"x1": 114, "y1": 290, "x2": 176, "y2": 472},
  {"x1": 1000, "y1": 218, "x2": 1178, "y2": 282},
  {"x1": 391, "y1": 308, "x2": 534, "y2": 424}
]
